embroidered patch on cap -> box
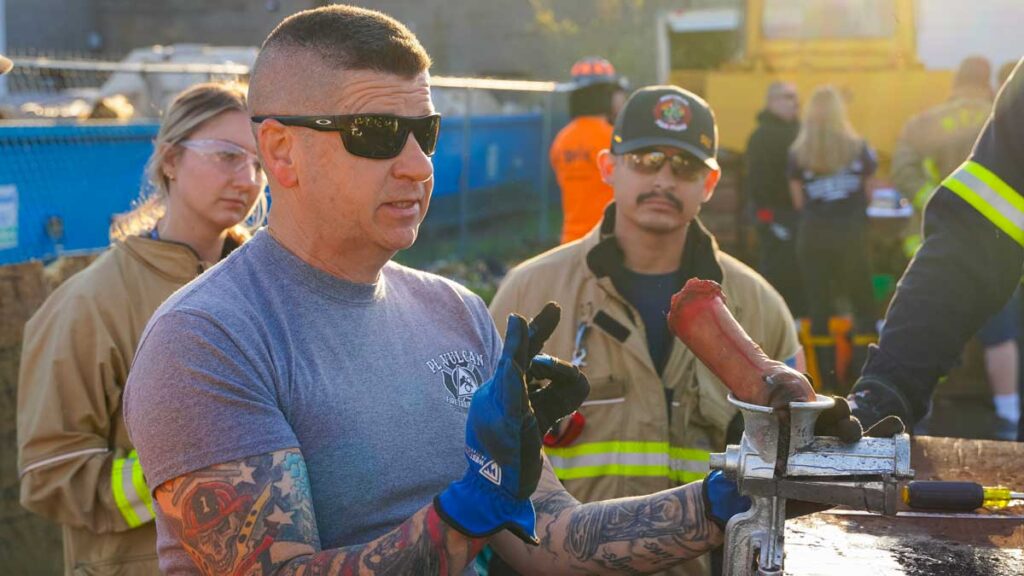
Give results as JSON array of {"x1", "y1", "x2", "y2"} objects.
[{"x1": 652, "y1": 94, "x2": 691, "y2": 132}]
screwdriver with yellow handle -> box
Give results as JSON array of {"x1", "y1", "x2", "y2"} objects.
[{"x1": 902, "y1": 481, "x2": 1024, "y2": 511}]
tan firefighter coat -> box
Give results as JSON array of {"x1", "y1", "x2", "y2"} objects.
[{"x1": 17, "y1": 233, "x2": 242, "y2": 575}]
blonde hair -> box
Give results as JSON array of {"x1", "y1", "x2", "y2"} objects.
[
  {"x1": 111, "y1": 82, "x2": 267, "y2": 241},
  {"x1": 790, "y1": 85, "x2": 862, "y2": 175}
]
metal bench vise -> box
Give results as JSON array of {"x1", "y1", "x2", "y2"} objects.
[{"x1": 709, "y1": 395, "x2": 914, "y2": 575}]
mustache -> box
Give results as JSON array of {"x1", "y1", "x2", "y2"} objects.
[{"x1": 636, "y1": 191, "x2": 683, "y2": 212}]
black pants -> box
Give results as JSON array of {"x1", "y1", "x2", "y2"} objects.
[
  {"x1": 756, "y1": 210, "x2": 806, "y2": 317},
  {"x1": 797, "y1": 217, "x2": 876, "y2": 335}
]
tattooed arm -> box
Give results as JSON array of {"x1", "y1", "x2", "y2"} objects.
[
  {"x1": 490, "y1": 457, "x2": 722, "y2": 575},
  {"x1": 153, "y1": 448, "x2": 485, "y2": 575}
]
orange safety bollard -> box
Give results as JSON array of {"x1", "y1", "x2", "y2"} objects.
[{"x1": 798, "y1": 316, "x2": 854, "y2": 393}]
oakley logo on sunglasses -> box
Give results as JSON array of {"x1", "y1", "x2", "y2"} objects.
[{"x1": 251, "y1": 113, "x2": 441, "y2": 159}]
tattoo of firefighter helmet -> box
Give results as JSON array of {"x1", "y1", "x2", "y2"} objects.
[{"x1": 182, "y1": 482, "x2": 253, "y2": 573}]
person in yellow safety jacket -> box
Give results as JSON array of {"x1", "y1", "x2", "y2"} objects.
[
  {"x1": 490, "y1": 86, "x2": 800, "y2": 576},
  {"x1": 892, "y1": 55, "x2": 994, "y2": 258},
  {"x1": 551, "y1": 56, "x2": 628, "y2": 244},
  {"x1": 16, "y1": 82, "x2": 265, "y2": 576}
]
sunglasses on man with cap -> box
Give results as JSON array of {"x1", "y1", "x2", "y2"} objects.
[{"x1": 621, "y1": 149, "x2": 709, "y2": 182}]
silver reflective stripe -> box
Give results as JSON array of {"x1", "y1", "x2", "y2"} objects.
[
  {"x1": 950, "y1": 167, "x2": 1024, "y2": 230},
  {"x1": 943, "y1": 162, "x2": 1024, "y2": 247},
  {"x1": 581, "y1": 397, "x2": 626, "y2": 407},
  {"x1": 115, "y1": 454, "x2": 154, "y2": 526},
  {"x1": 19, "y1": 447, "x2": 109, "y2": 478},
  {"x1": 670, "y1": 457, "x2": 709, "y2": 474},
  {"x1": 548, "y1": 451, "x2": 668, "y2": 469}
]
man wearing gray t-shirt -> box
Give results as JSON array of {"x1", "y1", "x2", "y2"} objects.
[{"x1": 124, "y1": 6, "x2": 759, "y2": 575}]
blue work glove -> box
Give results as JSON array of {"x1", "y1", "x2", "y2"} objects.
[
  {"x1": 528, "y1": 354, "x2": 590, "y2": 435},
  {"x1": 523, "y1": 301, "x2": 590, "y2": 434},
  {"x1": 701, "y1": 470, "x2": 752, "y2": 530},
  {"x1": 435, "y1": 314, "x2": 543, "y2": 544}
]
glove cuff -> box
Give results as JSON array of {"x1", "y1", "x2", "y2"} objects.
[
  {"x1": 850, "y1": 375, "x2": 915, "y2": 429},
  {"x1": 701, "y1": 470, "x2": 751, "y2": 530},
  {"x1": 435, "y1": 474, "x2": 539, "y2": 545}
]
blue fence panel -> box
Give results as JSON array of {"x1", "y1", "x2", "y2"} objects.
[
  {"x1": 433, "y1": 113, "x2": 544, "y2": 198},
  {"x1": 0, "y1": 123, "x2": 159, "y2": 265},
  {"x1": 0, "y1": 113, "x2": 544, "y2": 266}
]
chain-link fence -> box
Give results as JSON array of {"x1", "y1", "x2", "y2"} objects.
[{"x1": 0, "y1": 52, "x2": 568, "y2": 269}]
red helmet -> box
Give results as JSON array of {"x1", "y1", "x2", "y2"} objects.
[
  {"x1": 182, "y1": 482, "x2": 252, "y2": 538},
  {"x1": 570, "y1": 56, "x2": 619, "y2": 89}
]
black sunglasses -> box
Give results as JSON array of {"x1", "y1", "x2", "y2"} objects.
[
  {"x1": 251, "y1": 113, "x2": 441, "y2": 159},
  {"x1": 622, "y1": 150, "x2": 707, "y2": 181}
]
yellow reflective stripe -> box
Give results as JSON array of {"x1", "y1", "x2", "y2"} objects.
[
  {"x1": 111, "y1": 451, "x2": 154, "y2": 528},
  {"x1": 555, "y1": 464, "x2": 670, "y2": 480},
  {"x1": 552, "y1": 465, "x2": 707, "y2": 483},
  {"x1": 545, "y1": 441, "x2": 709, "y2": 461},
  {"x1": 131, "y1": 457, "x2": 154, "y2": 517},
  {"x1": 111, "y1": 457, "x2": 141, "y2": 528},
  {"x1": 546, "y1": 441, "x2": 709, "y2": 483},
  {"x1": 967, "y1": 161, "x2": 1024, "y2": 214},
  {"x1": 913, "y1": 158, "x2": 941, "y2": 210},
  {"x1": 669, "y1": 447, "x2": 710, "y2": 462},
  {"x1": 944, "y1": 161, "x2": 1024, "y2": 246},
  {"x1": 912, "y1": 183, "x2": 934, "y2": 211},
  {"x1": 546, "y1": 441, "x2": 671, "y2": 459},
  {"x1": 923, "y1": 157, "x2": 941, "y2": 184},
  {"x1": 903, "y1": 234, "x2": 922, "y2": 259}
]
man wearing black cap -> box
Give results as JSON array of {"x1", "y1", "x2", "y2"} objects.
[{"x1": 491, "y1": 86, "x2": 802, "y2": 576}]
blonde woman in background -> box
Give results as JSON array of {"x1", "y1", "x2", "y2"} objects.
[
  {"x1": 788, "y1": 85, "x2": 878, "y2": 393},
  {"x1": 17, "y1": 82, "x2": 265, "y2": 576}
]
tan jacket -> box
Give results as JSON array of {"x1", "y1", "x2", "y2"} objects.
[
  {"x1": 17, "y1": 234, "x2": 239, "y2": 576},
  {"x1": 892, "y1": 92, "x2": 993, "y2": 208},
  {"x1": 490, "y1": 209, "x2": 798, "y2": 575}
]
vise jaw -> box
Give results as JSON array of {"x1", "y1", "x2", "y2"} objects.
[{"x1": 708, "y1": 395, "x2": 914, "y2": 576}]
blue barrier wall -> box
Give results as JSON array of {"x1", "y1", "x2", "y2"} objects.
[
  {"x1": 433, "y1": 114, "x2": 544, "y2": 198},
  {"x1": 0, "y1": 113, "x2": 544, "y2": 266},
  {"x1": 0, "y1": 124, "x2": 159, "y2": 265}
]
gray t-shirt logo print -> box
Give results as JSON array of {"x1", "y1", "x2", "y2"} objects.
[{"x1": 428, "y1": 349, "x2": 486, "y2": 410}]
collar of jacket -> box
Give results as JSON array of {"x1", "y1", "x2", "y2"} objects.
[
  {"x1": 949, "y1": 85, "x2": 993, "y2": 103},
  {"x1": 120, "y1": 232, "x2": 243, "y2": 281},
  {"x1": 757, "y1": 109, "x2": 798, "y2": 129},
  {"x1": 582, "y1": 203, "x2": 724, "y2": 284}
]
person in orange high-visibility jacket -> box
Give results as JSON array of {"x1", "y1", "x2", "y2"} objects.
[
  {"x1": 551, "y1": 56, "x2": 628, "y2": 243},
  {"x1": 16, "y1": 83, "x2": 264, "y2": 575}
]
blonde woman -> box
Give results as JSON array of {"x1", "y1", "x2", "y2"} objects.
[
  {"x1": 17, "y1": 82, "x2": 265, "y2": 575},
  {"x1": 788, "y1": 85, "x2": 878, "y2": 392}
]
